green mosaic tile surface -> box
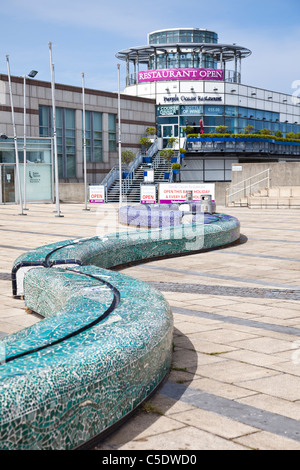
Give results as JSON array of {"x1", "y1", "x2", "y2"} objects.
[{"x1": 0, "y1": 213, "x2": 240, "y2": 449}]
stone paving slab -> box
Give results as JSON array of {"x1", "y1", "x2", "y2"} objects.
[{"x1": 0, "y1": 202, "x2": 300, "y2": 450}]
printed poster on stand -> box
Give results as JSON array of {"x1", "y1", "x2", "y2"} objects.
[
  {"x1": 140, "y1": 184, "x2": 156, "y2": 204},
  {"x1": 158, "y1": 183, "x2": 215, "y2": 203},
  {"x1": 89, "y1": 185, "x2": 105, "y2": 203}
]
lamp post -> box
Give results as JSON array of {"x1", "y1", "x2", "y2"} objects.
[
  {"x1": 6, "y1": 55, "x2": 25, "y2": 216},
  {"x1": 23, "y1": 70, "x2": 38, "y2": 211},
  {"x1": 49, "y1": 42, "x2": 63, "y2": 217},
  {"x1": 82, "y1": 72, "x2": 89, "y2": 211},
  {"x1": 117, "y1": 64, "x2": 122, "y2": 205}
]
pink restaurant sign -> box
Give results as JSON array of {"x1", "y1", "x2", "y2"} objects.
[{"x1": 138, "y1": 68, "x2": 224, "y2": 83}]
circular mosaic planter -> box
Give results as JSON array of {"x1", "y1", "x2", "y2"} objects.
[{"x1": 118, "y1": 201, "x2": 217, "y2": 228}]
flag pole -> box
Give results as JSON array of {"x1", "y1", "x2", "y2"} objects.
[
  {"x1": 117, "y1": 64, "x2": 122, "y2": 205},
  {"x1": 6, "y1": 55, "x2": 25, "y2": 216},
  {"x1": 82, "y1": 72, "x2": 89, "y2": 211},
  {"x1": 49, "y1": 42, "x2": 63, "y2": 217},
  {"x1": 23, "y1": 74, "x2": 28, "y2": 211}
]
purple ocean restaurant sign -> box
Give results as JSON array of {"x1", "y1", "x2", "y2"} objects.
[{"x1": 138, "y1": 68, "x2": 224, "y2": 83}]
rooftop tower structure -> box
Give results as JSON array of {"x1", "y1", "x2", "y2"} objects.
[{"x1": 116, "y1": 27, "x2": 252, "y2": 87}]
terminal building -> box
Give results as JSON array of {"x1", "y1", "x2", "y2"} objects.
[
  {"x1": 1, "y1": 27, "x2": 300, "y2": 204},
  {"x1": 0, "y1": 73, "x2": 155, "y2": 203},
  {"x1": 117, "y1": 28, "x2": 300, "y2": 183}
]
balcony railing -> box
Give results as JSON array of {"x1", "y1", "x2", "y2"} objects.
[{"x1": 186, "y1": 137, "x2": 300, "y2": 156}]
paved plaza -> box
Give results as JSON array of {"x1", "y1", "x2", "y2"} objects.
[{"x1": 0, "y1": 202, "x2": 300, "y2": 450}]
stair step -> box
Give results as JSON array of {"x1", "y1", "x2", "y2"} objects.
[{"x1": 106, "y1": 150, "x2": 174, "y2": 202}]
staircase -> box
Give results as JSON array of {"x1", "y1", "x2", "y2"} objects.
[
  {"x1": 106, "y1": 178, "x2": 122, "y2": 203},
  {"x1": 226, "y1": 169, "x2": 271, "y2": 207},
  {"x1": 106, "y1": 152, "x2": 172, "y2": 203},
  {"x1": 244, "y1": 186, "x2": 300, "y2": 209}
]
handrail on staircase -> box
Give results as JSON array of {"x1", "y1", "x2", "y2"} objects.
[
  {"x1": 225, "y1": 168, "x2": 271, "y2": 206},
  {"x1": 102, "y1": 139, "x2": 159, "y2": 198},
  {"x1": 101, "y1": 166, "x2": 119, "y2": 189},
  {"x1": 122, "y1": 139, "x2": 159, "y2": 194}
]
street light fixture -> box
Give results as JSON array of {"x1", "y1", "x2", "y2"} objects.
[{"x1": 28, "y1": 70, "x2": 38, "y2": 78}]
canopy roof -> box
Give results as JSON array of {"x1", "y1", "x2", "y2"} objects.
[{"x1": 116, "y1": 43, "x2": 252, "y2": 64}]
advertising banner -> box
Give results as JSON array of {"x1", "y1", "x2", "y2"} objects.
[
  {"x1": 89, "y1": 185, "x2": 105, "y2": 203},
  {"x1": 158, "y1": 183, "x2": 215, "y2": 204},
  {"x1": 138, "y1": 68, "x2": 224, "y2": 83},
  {"x1": 140, "y1": 184, "x2": 156, "y2": 204}
]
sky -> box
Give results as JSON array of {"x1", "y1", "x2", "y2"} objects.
[{"x1": 1, "y1": 0, "x2": 300, "y2": 96}]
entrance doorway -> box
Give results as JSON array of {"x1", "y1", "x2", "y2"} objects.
[
  {"x1": 161, "y1": 124, "x2": 178, "y2": 148},
  {"x1": 0, "y1": 165, "x2": 15, "y2": 203}
]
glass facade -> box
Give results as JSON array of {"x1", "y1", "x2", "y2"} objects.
[
  {"x1": 156, "y1": 104, "x2": 300, "y2": 140},
  {"x1": 84, "y1": 111, "x2": 103, "y2": 163},
  {"x1": 40, "y1": 106, "x2": 117, "y2": 180},
  {"x1": 0, "y1": 137, "x2": 53, "y2": 203},
  {"x1": 147, "y1": 28, "x2": 218, "y2": 71},
  {"x1": 39, "y1": 105, "x2": 76, "y2": 179},
  {"x1": 149, "y1": 52, "x2": 216, "y2": 70},
  {"x1": 108, "y1": 114, "x2": 116, "y2": 151},
  {"x1": 149, "y1": 29, "x2": 218, "y2": 45}
]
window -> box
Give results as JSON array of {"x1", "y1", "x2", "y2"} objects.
[
  {"x1": 157, "y1": 105, "x2": 179, "y2": 116},
  {"x1": 180, "y1": 105, "x2": 203, "y2": 115},
  {"x1": 84, "y1": 111, "x2": 103, "y2": 162},
  {"x1": 39, "y1": 106, "x2": 50, "y2": 136},
  {"x1": 39, "y1": 105, "x2": 76, "y2": 179},
  {"x1": 225, "y1": 106, "x2": 238, "y2": 117},
  {"x1": 108, "y1": 114, "x2": 116, "y2": 151},
  {"x1": 204, "y1": 106, "x2": 224, "y2": 115}
]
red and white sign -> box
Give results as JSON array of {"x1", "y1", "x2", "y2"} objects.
[
  {"x1": 140, "y1": 185, "x2": 156, "y2": 204},
  {"x1": 89, "y1": 185, "x2": 105, "y2": 203},
  {"x1": 158, "y1": 183, "x2": 215, "y2": 203}
]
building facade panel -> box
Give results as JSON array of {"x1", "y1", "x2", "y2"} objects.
[
  {"x1": 0, "y1": 74, "x2": 155, "y2": 187},
  {"x1": 116, "y1": 27, "x2": 300, "y2": 184}
]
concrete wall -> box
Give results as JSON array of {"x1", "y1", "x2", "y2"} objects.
[
  {"x1": 59, "y1": 181, "x2": 229, "y2": 206},
  {"x1": 59, "y1": 183, "x2": 85, "y2": 203},
  {"x1": 231, "y1": 162, "x2": 300, "y2": 188},
  {"x1": 214, "y1": 182, "x2": 229, "y2": 206}
]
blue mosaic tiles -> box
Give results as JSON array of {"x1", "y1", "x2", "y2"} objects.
[{"x1": 1, "y1": 210, "x2": 240, "y2": 449}]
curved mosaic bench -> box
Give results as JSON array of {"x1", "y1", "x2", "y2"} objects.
[{"x1": 0, "y1": 213, "x2": 240, "y2": 450}]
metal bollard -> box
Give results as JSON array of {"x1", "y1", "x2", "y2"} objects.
[{"x1": 201, "y1": 194, "x2": 212, "y2": 213}]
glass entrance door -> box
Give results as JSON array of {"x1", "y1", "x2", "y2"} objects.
[
  {"x1": 1, "y1": 165, "x2": 15, "y2": 203},
  {"x1": 162, "y1": 124, "x2": 178, "y2": 148}
]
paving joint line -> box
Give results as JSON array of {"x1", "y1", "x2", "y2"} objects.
[
  {"x1": 171, "y1": 306, "x2": 300, "y2": 337},
  {"x1": 160, "y1": 381, "x2": 300, "y2": 443},
  {"x1": 138, "y1": 265, "x2": 300, "y2": 290}
]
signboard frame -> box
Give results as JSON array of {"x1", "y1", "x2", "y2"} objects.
[
  {"x1": 158, "y1": 183, "x2": 215, "y2": 204},
  {"x1": 89, "y1": 184, "x2": 105, "y2": 203},
  {"x1": 140, "y1": 184, "x2": 157, "y2": 204}
]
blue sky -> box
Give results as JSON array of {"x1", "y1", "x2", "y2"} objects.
[{"x1": 1, "y1": 0, "x2": 300, "y2": 95}]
